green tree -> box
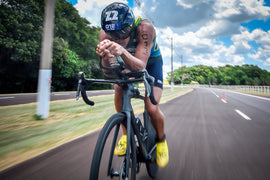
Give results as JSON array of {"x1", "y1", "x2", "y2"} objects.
[
  {"x1": 54, "y1": 0, "x2": 99, "y2": 61},
  {"x1": 52, "y1": 37, "x2": 87, "y2": 91},
  {"x1": 52, "y1": 0, "x2": 102, "y2": 90},
  {"x1": 168, "y1": 64, "x2": 270, "y2": 86},
  {"x1": 0, "y1": 0, "x2": 45, "y2": 93},
  {"x1": 0, "y1": 0, "x2": 102, "y2": 93}
]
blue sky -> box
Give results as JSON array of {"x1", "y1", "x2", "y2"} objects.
[{"x1": 67, "y1": 0, "x2": 270, "y2": 76}]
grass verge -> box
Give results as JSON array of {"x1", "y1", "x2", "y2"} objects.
[{"x1": 0, "y1": 86, "x2": 192, "y2": 171}]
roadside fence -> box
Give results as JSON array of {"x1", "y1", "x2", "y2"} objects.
[{"x1": 182, "y1": 84, "x2": 270, "y2": 96}]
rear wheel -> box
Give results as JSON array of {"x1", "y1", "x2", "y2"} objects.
[
  {"x1": 146, "y1": 149, "x2": 158, "y2": 178},
  {"x1": 144, "y1": 111, "x2": 159, "y2": 178},
  {"x1": 90, "y1": 113, "x2": 137, "y2": 180}
]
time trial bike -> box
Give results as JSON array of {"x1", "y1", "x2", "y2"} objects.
[{"x1": 76, "y1": 56, "x2": 159, "y2": 179}]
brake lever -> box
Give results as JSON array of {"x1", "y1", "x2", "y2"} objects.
[{"x1": 76, "y1": 72, "x2": 95, "y2": 106}]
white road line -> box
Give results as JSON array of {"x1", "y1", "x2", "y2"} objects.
[
  {"x1": 235, "y1": 109, "x2": 251, "y2": 120},
  {"x1": 53, "y1": 93, "x2": 70, "y2": 96},
  {"x1": 210, "y1": 90, "x2": 219, "y2": 98},
  {"x1": 0, "y1": 96, "x2": 15, "y2": 100},
  {"x1": 221, "y1": 99, "x2": 227, "y2": 103},
  {"x1": 210, "y1": 89, "x2": 227, "y2": 103}
]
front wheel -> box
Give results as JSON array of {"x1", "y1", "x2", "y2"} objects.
[{"x1": 89, "y1": 113, "x2": 137, "y2": 180}]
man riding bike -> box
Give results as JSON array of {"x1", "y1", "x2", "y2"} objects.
[{"x1": 96, "y1": 2, "x2": 169, "y2": 168}]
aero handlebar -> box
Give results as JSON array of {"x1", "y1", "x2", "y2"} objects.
[
  {"x1": 76, "y1": 72, "x2": 95, "y2": 106},
  {"x1": 76, "y1": 56, "x2": 158, "y2": 106}
]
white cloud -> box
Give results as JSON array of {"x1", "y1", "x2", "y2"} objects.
[
  {"x1": 232, "y1": 29, "x2": 270, "y2": 62},
  {"x1": 133, "y1": 0, "x2": 270, "y2": 71},
  {"x1": 74, "y1": 0, "x2": 128, "y2": 26},
  {"x1": 248, "y1": 45, "x2": 270, "y2": 63},
  {"x1": 133, "y1": 6, "x2": 143, "y2": 18},
  {"x1": 231, "y1": 28, "x2": 270, "y2": 43},
  {"x1": 138, "y1": 0, "x2": 213, "y2": 28},
  {"x1": 196, "y1": 20, "x2": 241, "y2": 38},
  {"x1": 73, "y1": 0, "x2": 270, "y2": 73},
  {"x1": 176, "y1": 0, "x2": 212, "y2": 9},
  {"x1": 252, "y1": 29, "x2": 270, "y2": 45},
  {"x1": 214, "y1": 0, "x2": 270, "y2": 22},
  {"x1": 264, "y1": 58, "x2": 270, "y2": 66}
]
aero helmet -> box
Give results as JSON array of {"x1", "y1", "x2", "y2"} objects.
[{"x1": 101, "y1": 2, "x2": 135, "y2": 40}]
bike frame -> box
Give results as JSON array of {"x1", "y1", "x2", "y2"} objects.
[
  {"x1": 77, "y1": 57, "x2": 158, "y2": 178},
  {"x1": 82, "y1": 77, "x2": 156, "y2": 177},
  {"x1": 119, "y1": 83, "x2": 157, "y2": 177}
]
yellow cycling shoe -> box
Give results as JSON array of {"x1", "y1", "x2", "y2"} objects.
[
  {"x1": 156, "y1": 140, "x2": 169, "y2": 168},
  {"x1": 114, "y1": 135, "x2": 127, "y2": 156}
]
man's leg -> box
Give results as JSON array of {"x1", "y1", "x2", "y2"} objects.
[
  {"x1": 114, "y1": 84, "x2": 128, "y2": 155},
  {"x1": 114, "y1": 84, "x2": 122, "y2": 112},
  {"x1": 114, "y1": 84, "x2": 127, "y2": 133},
  {"x1": 145, "y1": 86, "x2": 164, "y2": 139},
  {"x1": 145, "y1": 86, "x2": 169, "y2": 168},
  {"x1": 114, "y1": 85, "x2": 169, "y2": 167}
]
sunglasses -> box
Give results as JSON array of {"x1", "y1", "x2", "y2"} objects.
[{"x1": 105, "y1": 25, "x2": 134, "y2": 40}]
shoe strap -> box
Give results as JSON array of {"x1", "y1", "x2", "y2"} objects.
[{"x1": 156, "y1": 134, "x2": 166, "y2": 143}]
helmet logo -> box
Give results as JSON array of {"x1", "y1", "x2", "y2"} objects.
[
  {"x1": 105, "y1": 23, "x2": 121, "y2": 31},
  {"x1": 105, "y1": 10, "x2": 118, "y2": 21}
]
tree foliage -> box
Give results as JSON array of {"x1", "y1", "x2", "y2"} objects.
[
  {"x1": 0, "y1": 0, "x2": 45, "y2": 93},
  {"x1": 168, "y1": 64, "x2": 270, "y2": 86},
  {"x1": 0, "y1": 0, "x2": 103, "y2": 93}
]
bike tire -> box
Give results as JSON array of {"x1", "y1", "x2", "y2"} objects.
[
  {"x1": 144, "y1": 112, "x2": 159, "y2": 178},
  {"x1": 146, "y1": 152, "x2": 158, "y2": 178},
  {"x1": 89, "y1": 113, "x2": 137, "y2": 180}
]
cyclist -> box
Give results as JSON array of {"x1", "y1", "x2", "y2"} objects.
[{"x1": 96, "y1": 2, "x2": 169, "y2": 168}]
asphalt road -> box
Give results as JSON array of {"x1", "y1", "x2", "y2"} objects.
[
  {"x1": 0, "y1": 90, "x2": 115, "y2": 106},
  {"x1": 1, "y1": 88, "x2": 270, "y2": 179}
]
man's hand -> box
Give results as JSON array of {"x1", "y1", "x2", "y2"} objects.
[{"x1": 96, "y1": 39, "x2": 125, "y2": 57}]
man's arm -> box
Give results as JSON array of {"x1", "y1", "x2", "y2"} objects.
[
  {"x1": 96, "y1": 20, "x2": 155, "y2": 71},
  {"x1": 96, "y1": 30, "x2": 116, "y2": 74},
  {"x1": 134, "y1": 19, "x2": 155, "y2": 67},
  {"x1": 120, "y1": 20, "x2": 155, "y2": 71}
]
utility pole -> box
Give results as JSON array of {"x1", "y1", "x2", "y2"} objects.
[
  {"x1": 36, "y1": 0, "x2": 55, "y2": 119},
  {"x1": 181, "y1": 55, "x2": 183, "y2": 87},
  {"x1": 171, "y1": 37, "x2": 174, "y2": 92}
]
